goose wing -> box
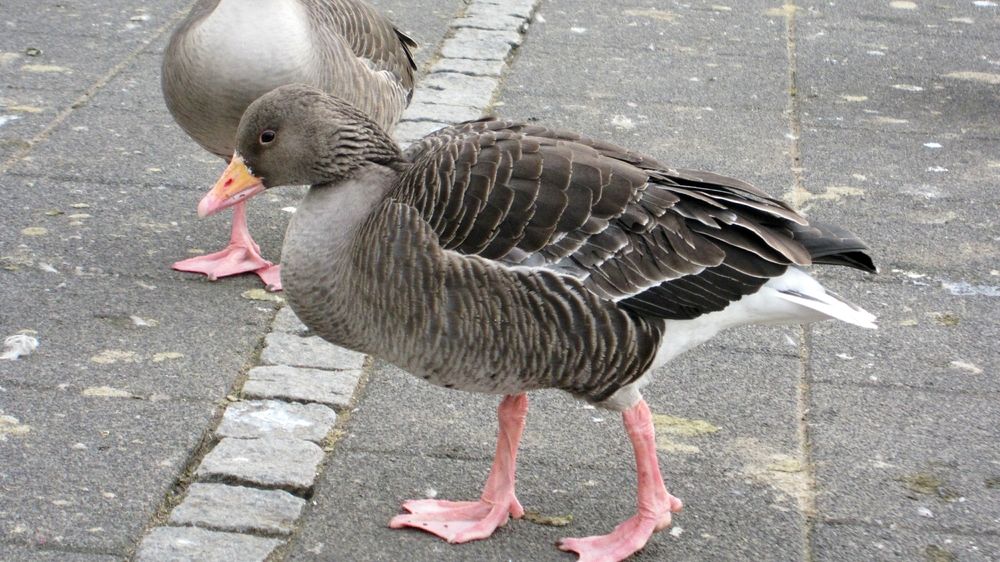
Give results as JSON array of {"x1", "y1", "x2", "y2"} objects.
[
  {"x1": 308, "y1": 0, "x2": 416, "y2": 90},
  {"x1": 392, "y1": 120, "x2": 873, "y2": 320}
]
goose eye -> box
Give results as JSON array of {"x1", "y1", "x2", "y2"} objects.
[{"x1": 260, "y1": 130, "x2": 276, "y2": 144}]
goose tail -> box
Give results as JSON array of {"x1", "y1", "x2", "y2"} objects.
[{"x1": 775, "y1": 284, "x2": 877, "y2": 329}]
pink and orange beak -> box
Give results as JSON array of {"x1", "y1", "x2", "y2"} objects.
[{"x1": 197, "y1": 154, "x2": 266, "y2": 217}]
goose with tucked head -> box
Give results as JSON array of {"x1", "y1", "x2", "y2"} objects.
[
  {"x1": 200, "y1": 84, "x2": 877, "y2": 562},
  {"x1": 163, "y1": 0, "x2": 415, "y2": 290}
]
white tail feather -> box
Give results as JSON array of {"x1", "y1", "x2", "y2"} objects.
[{"x1": 776, "y1": 290, "x2": 877, "y2": 329}]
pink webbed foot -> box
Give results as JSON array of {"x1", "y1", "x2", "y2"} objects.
[
  {"x1": 557, "y1": 495, "x2": 683, "y2": 562},
  {"x1": 558, "y1": 399, "x2": 683, "y2": 562},
  {"x1": 390, "y1": 394, "x2": 529, "y2": 544},
  {"x1": 172, "y1": 244, "x2": 271, "y2": 280},
  {"x1": 255, "y1": 264, "x2": 282, "y2": 291},
  {"x1": 389, "y1": 494, "x2": 524, "y2": 543},
  {"x1": 173, "y1": 201, "x2": 272, "y2": 281}
]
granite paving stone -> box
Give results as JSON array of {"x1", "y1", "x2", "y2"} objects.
[
  {"x1": 429, "y1": 57, "x2": 507, "y2": 78},
  {"x1": 452, "y1": 12, "x2": 526, "y2": 32},
  {"x1": 399, "y1": 100, "x2": 486, "y2": 124},
  {"x1": 269, "y1": 306, "x2": 309, "y2": 336},
  {"x1": 168, "y1": 483, "x2": 305, "y2": 536},
  {"x1": 439, "y1": 28, "x2": 522, "y2": 60},
  {"x1": 215, "y1": 400, "x2": 337, "y2": 444},
  {"x1": 242, "y1": 365, "x2": 361, "y2": 411},
  {"x1": 196, "y1": 436, "x2": 326, "y2": 495},
  {"x1": 260, "y1": 332, "x2": 366, "y2": 371},
  {"x1": 134, "y1": 526, "x2": 282, "y2": 562},
  {"x1": 413, "y1": 73, "x2": 500, "y2": 108},
  {"x1": 468, "y1": 0, "x2": 537, "y2": 20}
]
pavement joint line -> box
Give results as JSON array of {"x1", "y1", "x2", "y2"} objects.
[
  {"x1": 134, "y1": 2, "x2": 542, "y2": 559},
  {"x1": 0, "y1": 8, "x2": 190, "y2": 179},
  {"x1": 781, "y1": 3, "x2": 820, "y2": 560}
]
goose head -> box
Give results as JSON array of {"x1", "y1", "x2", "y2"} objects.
[{"x1": 198, "y1": 84, "x2": 401, "y2": 217}]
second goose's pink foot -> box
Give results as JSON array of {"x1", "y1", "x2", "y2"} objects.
[
  {"x1": 558, "y1": 399, "x2": 682, "y2": 562},
  {"x1": 390, "y1": 393, "x2": 527, "y2": 544},
  {"x1": 173, "y1": 201, "x2": 272, "y2": 280},
  {"x1": 255, "y1": 264, "x2": 282, "y2": 291}
]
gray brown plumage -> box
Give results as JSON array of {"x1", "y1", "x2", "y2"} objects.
[
  {"x1": 202, "y1": 85, "x2": 877, "y2": 408},
  {"x1": 199, "y1": 84, "x2": 878, "y2": 561}
]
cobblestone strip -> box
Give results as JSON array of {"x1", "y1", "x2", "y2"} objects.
[
  {"x1": 135, "y1": 1, "x2": 538, "y2": 559},
  {"x1": 393, "y1": 0, "x2": 540, "y2": 147}
]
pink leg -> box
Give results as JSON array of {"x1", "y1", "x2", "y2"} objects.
[
  {"x1": 173, "y1": 201, "x2": 273, "y2": 280},
  {"x1": 390, "y1": 393, "x2": 527, "y2": 543},
  {"x1": 558, "y1": 399, "x2": 683, "y2": 562}
]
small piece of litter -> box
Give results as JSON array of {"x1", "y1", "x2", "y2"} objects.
[
  {"x1": 972, "y1": 1, "x2": 997, "y2": 6},
  {"x1": 918, "y1": 507, "x2": 934, "y2": 517},
  {"x1": 923, "y1": 142, "x2": 942, "y2": 148},
  {"x1": 1, "y1": 334, "x2": 39, "y2": 360},
  {"x1": 570, "y1": 27, "x2": 587, "y2": 33},
  {"x1": 670, "y1": 526, "x2": 685, "y2": 537},
  {"x1": 130, "y1": 315, "x2": 149, "y2": 327},
  {"x1": 950, "y1": 361, "x2": 983, "y2": 375},
  {"x1": 424, "y1": 488, "x2": 438, "y2": 499},
  {"x1": 892, "y1": 84, "x2": 924, "y2": 91},
  {"x1": 927, "y1": 167, "x2": 948, "y2": 172},
  {"x1": 281, "y1": 207, "x2": 297, "y2": 213}
]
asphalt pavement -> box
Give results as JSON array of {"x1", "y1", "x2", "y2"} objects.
[{"x1": 2, "y1": 0, "x2": 999, "y2": 561}]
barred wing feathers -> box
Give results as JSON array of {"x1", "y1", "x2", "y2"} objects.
[{"x1": 392, "y1": 120, "x2": 874, "y2": 321}]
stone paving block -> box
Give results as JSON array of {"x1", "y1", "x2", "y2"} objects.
[
  {"x1": 197, "y1": 436, "x2": 325, "y2": 494},
  {"x1": 260, "y1": 332, "x2": 366, "y2": 370},
  {"x1": 412, "y1": 75, "x2": 500, "y2": 110},
  {"x1": 441, "y1": 28, "x2": 522, "y2": 60},
  {"x1": 270, "y1": 306, "x2": 309, "y2": 335},
  {"x1": 216, "y1": 400, "x2": 337, "y2": 444},
  {"x1": 469, "y1": 0, "x2": 537, "y2": 19},
  {"x1": 243, "y1": 365, "x2": 361, "y2": 411},
  {"x1": 169, "y1": 483, "x2": 305, "y2": 536},
  {"x1": 430, "y1": 57, "x2": 506, "y2": 77},
  {"x1": 392, "y1": 120, "x2": 450, "y2": 146},
  {"x1": 452, "y1": 12, "x2": 526, "y2": 32},
  {"x1": 401, "y1": 101, "x2": 486, "y2": 124},
  {"x1": 135, "y1": 526, "x2": 282, "y2": 562}
]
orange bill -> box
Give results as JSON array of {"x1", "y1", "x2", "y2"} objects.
[{"x1": 198, "y1": 154, "x2": 265, "y2": 217}]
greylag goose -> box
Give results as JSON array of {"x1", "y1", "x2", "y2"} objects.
[
  {"x1": 162, "y1": 0, "x2": 416, "y2": 290},
  {"x1": 200, "y1": 85, "x2": 877, "y2": 562}
]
